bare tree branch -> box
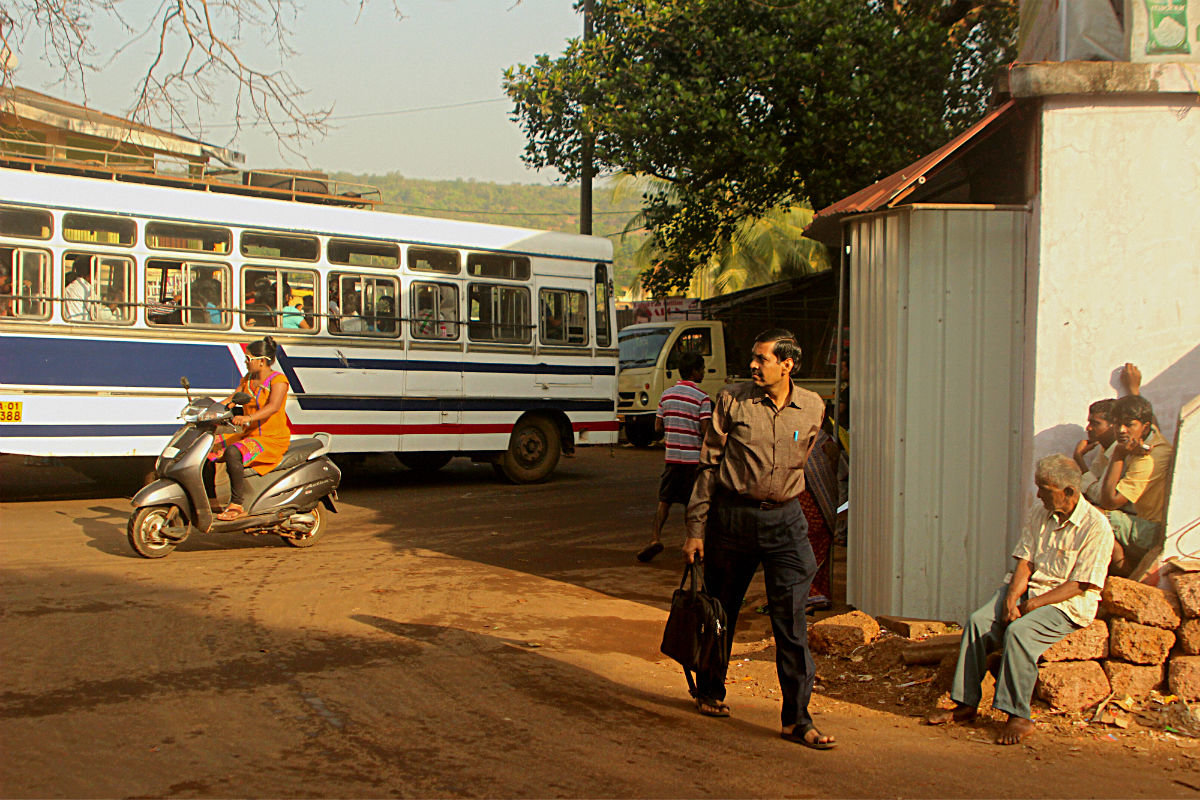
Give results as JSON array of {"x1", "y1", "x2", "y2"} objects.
[{"x1": 0, "y1": 0, "x2": 405, "y2": 155}]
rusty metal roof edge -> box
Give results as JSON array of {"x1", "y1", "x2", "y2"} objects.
[{"x1": 803, "y1": 100, "x2": 1019, "y2": 245}]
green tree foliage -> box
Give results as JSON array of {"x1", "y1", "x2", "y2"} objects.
[{"x1": 503, "y1": 0, "x2": 1017, "y2": 294}]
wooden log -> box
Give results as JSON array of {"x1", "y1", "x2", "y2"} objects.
[{"x1": 900, "y1": 633, "x2": 963, "y2": 665}]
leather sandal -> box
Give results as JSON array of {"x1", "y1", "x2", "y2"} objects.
[{"x1": 215, "y1": 503, "x2": 245, "y2": 521}]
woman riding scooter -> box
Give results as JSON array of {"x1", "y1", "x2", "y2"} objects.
[{"x1": 206, "y1": 336, "x2": 290, "y2": 520}]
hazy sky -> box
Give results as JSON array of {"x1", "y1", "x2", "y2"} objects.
[{"x1": 16, "y1": 1, "x2": 585, "y2": 184}]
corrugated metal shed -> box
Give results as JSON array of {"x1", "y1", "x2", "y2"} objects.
[{"x1": 846, "y1": 205, "x2": 1029, "y2": 619}]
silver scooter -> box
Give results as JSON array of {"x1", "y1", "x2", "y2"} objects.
[{"x1": 128, "y1": 385, "x2": 340, "y2": 558}]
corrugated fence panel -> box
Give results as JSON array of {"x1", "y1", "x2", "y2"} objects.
[{"x1": 847, "y1": 206, "x2": 1028, "y2": 620}]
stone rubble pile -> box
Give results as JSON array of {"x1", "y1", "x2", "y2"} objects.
[{"x1": 1034, "y1": 574, "x2": 1200, "y2": 711}]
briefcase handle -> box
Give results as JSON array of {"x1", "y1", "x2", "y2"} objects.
[{"x1": 678, "y1": 559, "x2": 710, "y2": 596}]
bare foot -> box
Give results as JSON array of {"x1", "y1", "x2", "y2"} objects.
[
  {"x1": 926, "y1": 705, "x2": 977, "y2": 725},
  {"x1": 996, "y1": 715, "x2": 1036, "y2": 745}
]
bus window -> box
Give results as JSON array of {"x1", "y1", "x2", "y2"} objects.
[
  {"x1": 329, "y1": 272, "x2": 400, "y2": 337},
  {"x1": 146, "y1": 221, "x2": 231, "y2": 254},
  {"x1": 0, "y1": 247, "x2": 50, "y2": 319},
  {"x1": 243, "y1": 267, "x2": 319, "y2": 332},
  {"x1": 146, "y1": 260, "x2": 230, "y2": 328},
  {"x1": 328, "y1": 238, "x2": 400, "y2": 268},
  {"x1": 467, "y1": 252, "x2": 530, "y2": 281},
  {"x1": 0, "y1": 205, "x2": 52, "y2": 239},
  {"x1": 62, "y1": 213, "x2": 136, "y2": 247},
  {"x1": 407, "y1": 246, "x2": 459, "y2": 274},
  {"x1": 62, "y1": 252, "x2": 134, "y2": 323},
  {"x1": 410, "y1": 281, "x2": 458, "y2": 340},
  {"x1": 240, "y1": 231, "x2": 319, "y2": 261},
  {"x1": 594, "y1": 264, "x2": 612, "y2": 347},
  {"x1": 539, "y1": 288, "x2": 588, "y2": 346},
  {"x1": 468, "y1": 283, "x2": 530, "y2": 343}
]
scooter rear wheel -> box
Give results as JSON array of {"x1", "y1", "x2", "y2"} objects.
[
  {"x1": 281, "y1": 505, "x2": 325, "y2": 548},
  {"x1": 127, "y1": 505, "x2": 184, "y2": 559}
]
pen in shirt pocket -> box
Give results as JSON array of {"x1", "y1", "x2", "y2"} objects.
[{"x1": 793, "y1": 431, "x2": 798, "y2": 442}]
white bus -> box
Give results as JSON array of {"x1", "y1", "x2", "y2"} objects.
[{"x1": 0, "y1": 166, "x2": 618, "y2": 483}]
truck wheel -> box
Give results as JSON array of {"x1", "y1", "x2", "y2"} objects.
[
  {"x1": 624, "y1": 416, "x2": 658, "y2": 448},
  {"x1": 396, "y1": 452, "x2": 454, "y2": 473},
  {"x1": 496, "y1": 416, "x2": 561, "y2": 483},
  {"x1": 127, "y1": 505, "x2": 183, "y2": 559}
]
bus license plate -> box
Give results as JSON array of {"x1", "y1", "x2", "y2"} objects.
[{"x1": 0, "y1": 401, "x2": 21, "y2": 422}]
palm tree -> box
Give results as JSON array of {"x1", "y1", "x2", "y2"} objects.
[{"x1": 611, "y1": 174, "x2": 830, "y2": 300}]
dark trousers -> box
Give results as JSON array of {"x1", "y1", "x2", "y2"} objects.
[
  {"x1": 697, "y1": 495, "x2": 818, "y2": 729},
  {"x1": 203, "y1": 447, "x2": 248, "y2": 505}
]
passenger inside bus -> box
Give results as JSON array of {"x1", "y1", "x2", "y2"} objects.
[
  {"x1": 94, "y1": 288, "x2": 124, "y2": 322},
  {"x1": 63, "y1": 255, "x2": 93, "y2": 321},
  {"x1": 0, "y1": 264, "x2": 12, "y2": 316},
  {"x1": 339, "y1": 293, "x2": 365, "y2": 334},
  {"x1": 280, "y1": 291, "x2": 312, "y2": 330},
  {"x1": 244, "y1": 277, "x2": 276, "y2": 328},
  {"x1": 374, "y1": 295, "x2": 397, "y2": 334},
  {"x1": 190, "y1": 277, "x2": 223, "y2": 325}
]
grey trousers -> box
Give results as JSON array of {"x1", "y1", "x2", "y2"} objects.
[{"x1": 951, "y1": 587, "x2": 1078, "y2": 719}]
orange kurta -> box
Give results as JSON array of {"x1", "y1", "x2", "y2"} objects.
[{"x1": 222, "y1": 371, "x2": 291, "y2": 475}]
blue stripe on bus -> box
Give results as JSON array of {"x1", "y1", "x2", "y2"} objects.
[
  {"x1": 2, "y1": 335, "x2": 614, "y2": 388},
  {"x1": 284, "y1": 356, "x2": 613, "y2": 376},
  {"x1": 295, "y1": 396, "x2": 613, "y2": 413},
  {"x1": 0, "y1": 424, "x2": 180, "y2": 437},
  {"x1": 1, "y1": 336, "x2": 241, "y2": 389}
]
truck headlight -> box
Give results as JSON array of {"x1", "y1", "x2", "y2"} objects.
[{"x1": 639, "y1": 392, "x2": 649, "y2": 406}]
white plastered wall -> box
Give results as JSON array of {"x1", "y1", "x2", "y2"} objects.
[{"x1": 1029, "y1": 94, "x2": 1200, "y2": 470}]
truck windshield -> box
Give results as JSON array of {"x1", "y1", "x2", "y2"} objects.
[{"x1": 618, "y1": 327, "x2": 672, "y2": 369}]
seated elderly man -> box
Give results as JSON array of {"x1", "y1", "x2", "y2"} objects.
[
  {"x1": 1097, "y1": 394, "x2": 1174, "y2": 575},
  {"x1": 927, "y1": 454, "x2": 1113, "y2": 745}
]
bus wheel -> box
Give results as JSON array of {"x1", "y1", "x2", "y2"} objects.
[
  {"x1": 624, "y1": 416, "x2": 658, "y2": 448},
  {"x1": 396, "y1": 452, "x2": 453, "y2": 473},
  {"x1": 497, "y1": 416, "x2": 561, "y2": 484}
]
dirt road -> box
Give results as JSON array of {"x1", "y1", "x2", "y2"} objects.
[{"x1": 0, "y1": 448, "x2": 1193, "y2": 798}]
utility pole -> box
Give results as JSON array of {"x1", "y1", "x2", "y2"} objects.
[{"x1": 579, "y1": 0, "x2": 594, "y2": 235}]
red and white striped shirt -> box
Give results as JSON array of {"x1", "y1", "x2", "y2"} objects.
[{"x1": 657, "y1": 380, "x2": 713, "y2": 464}]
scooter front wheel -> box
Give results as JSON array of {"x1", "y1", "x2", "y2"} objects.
[
  {"x1": 128, "y1": 505, "x2": 184, "y2": 559},
  {"x1": 281, "y1": 504, "x2": 325, "y2": 548}
]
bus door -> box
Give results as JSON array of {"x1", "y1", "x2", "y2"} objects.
[
  {"x1": 404, "y1": 280, "x2": 463, "y2": 451},
  {"x1": 535, "y1": 285, "x2": 592, "y2": 387}
]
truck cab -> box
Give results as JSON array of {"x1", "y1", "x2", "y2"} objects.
[{"x1": 617, "y1": 321, "x2": 727, "y2": 446}]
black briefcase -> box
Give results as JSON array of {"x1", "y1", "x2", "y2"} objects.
[{"x1": 660, "y1": 560, "x2": 729, "y2": 692}]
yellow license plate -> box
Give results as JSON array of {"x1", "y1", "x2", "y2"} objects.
[{"x1": 0, "y1": 401, "x2": 22, "y2": 422}]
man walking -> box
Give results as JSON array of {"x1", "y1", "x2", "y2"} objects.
[
  {"x1": 683, "y1": 329, "x2": 835, "y2": 749},
  {"x1": 638, "y1": 351, "x2": 712, "y2": 562}
]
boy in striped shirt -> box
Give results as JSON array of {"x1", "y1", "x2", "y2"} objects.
[{"x1": 638, "y1": 351, "x2": 713, "y2": 562}]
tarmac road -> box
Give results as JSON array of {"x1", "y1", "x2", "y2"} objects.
[{"x1": 0, "y1": 448, "x2": 1191, "y2": 798}]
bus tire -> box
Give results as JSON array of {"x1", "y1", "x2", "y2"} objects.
[
  {"x1": 127, "y1": 505, "x2": 183, "y2": 559},
  {"x1": 624, "y1": 416, "x2": 658, "y2": 448},
  {"x1": 396, "y1": 452, "x2": 454, "y2": 473},
  {"x1": 497, "y1": 415, "x2": 561, "y2": 484}
]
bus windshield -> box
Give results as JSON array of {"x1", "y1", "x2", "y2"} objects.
[{"x1": 618, "y1": 327, "x2": 672, "y2": 370}]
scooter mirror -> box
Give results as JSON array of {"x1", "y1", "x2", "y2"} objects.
[
  {"x1": 181, "y1": 377, "x2": 191, "y2": 400},
  {"x1": 231, "y1": 391, "x2": 253, "y2": 405}
]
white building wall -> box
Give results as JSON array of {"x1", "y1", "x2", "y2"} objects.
[
  {"x1": 1030, "y1": 96, "x2": 1200, "y2": 471},
  {"x1": 847, "y1": 206, "x2": 1028, "y2": 620}
]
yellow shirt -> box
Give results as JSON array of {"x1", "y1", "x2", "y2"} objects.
[{"x1": 1115, "y1": 428, "x2": 1174, "y2": 523}]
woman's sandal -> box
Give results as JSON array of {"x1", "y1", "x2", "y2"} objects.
[
  {"x1": 215, "y1": 503, "x2": 246, "y2": 521},
  {"x1": 781, "y1": 725, "x2": 837, "y2": 749},
  {"x1": 693, "y1": 695, "x2": 731, "y2": 717}
]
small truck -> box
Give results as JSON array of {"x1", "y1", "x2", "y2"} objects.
[{"x1": 617, "y1": 320, "x2": 835, "y2": 446}]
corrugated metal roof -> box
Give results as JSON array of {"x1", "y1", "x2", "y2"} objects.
[{"x1": 804, "y1": 100, "x2": 1017, "y2": 245}]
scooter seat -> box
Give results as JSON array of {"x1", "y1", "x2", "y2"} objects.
[{"x1": 270, "y1": 438, "x2": 326, "y2": 472}]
